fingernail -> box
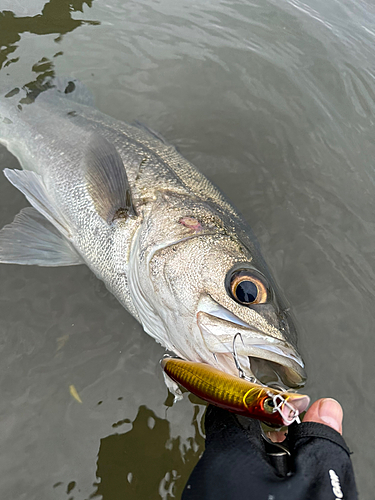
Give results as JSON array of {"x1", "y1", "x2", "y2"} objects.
[{"x1": 318, "y1": 398, "x2": 343, "y2": 433}]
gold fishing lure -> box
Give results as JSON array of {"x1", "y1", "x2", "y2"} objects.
[{"x1": 161, "y1": 357, "x2": 310, "y2": 426}]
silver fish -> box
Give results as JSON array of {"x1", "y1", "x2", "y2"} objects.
[{"x1": 0, "y1": 79, "x2": 306, "y2": 391}]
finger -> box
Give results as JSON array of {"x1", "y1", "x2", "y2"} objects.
[{"x1": 303, "y1": 398, "x2": 343, "y2": 434}]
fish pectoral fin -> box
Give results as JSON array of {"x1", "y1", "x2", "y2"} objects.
[
  {"x1": 0, "y1": 207, "x2": 84, "y2": 266},
  {"x1": 83, "y1": 133, "x2": 137, "y2": 224},
  {"x1": 4, "y1": 168, "x2": 71, "y2": 238}
]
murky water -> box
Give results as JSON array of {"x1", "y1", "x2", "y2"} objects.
[{"x1": 1, "y1": 0, "x2": 375, "y2": 498}]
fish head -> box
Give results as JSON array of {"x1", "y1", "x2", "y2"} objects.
[
  {"x1": 132, "y1": 201, "x2": 306, "y2": 390},
  {"x1": 195, "y1": 238, "x2": 306, "y2": 389}
]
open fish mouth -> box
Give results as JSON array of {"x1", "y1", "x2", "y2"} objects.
[{"x1": 197, "y1": 298, "x2": 306, "y2": 389}]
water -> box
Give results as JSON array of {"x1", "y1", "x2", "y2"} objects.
[{"x1": 1, "y1": 0, "x2": 375, "y2": 498}]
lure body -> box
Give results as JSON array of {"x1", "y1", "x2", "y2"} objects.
[{"x1": 162, "y1": 358, "x2": 310, "y2": 426}]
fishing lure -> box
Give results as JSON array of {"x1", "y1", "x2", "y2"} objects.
[{"x1": 161, "y1": 357, "x2": 310, "y2": 426}]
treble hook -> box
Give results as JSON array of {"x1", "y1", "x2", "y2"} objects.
[
  {"x1": 232, "y1": 333, "x2": 256, "y2": 383},
  {"x1": 266, "y1": 391, "x2": 301, "y2": 425}
]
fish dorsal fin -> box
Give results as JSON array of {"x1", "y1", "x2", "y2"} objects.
[
  {"x1": 4, "y1": 168, "x2": 71, "y2": 238},
  {"x1": 132, "y1": 120, "x2": 170, "y2": 145},
  {"x1": 84, "y1": 134, "x2": 136, "y2": 224},
  {"x1": 0, "y1": 207, "x2": 83, "y2": 266}
]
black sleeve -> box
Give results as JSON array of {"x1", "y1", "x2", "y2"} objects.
[{"x1": 182, "y1": 405, "x2": 358, "y2": 500}]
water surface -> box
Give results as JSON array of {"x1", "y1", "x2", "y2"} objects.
[{"x1": 1, "y1": 0, "x2": 375, "y2": 498}]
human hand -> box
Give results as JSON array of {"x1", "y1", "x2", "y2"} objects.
[
  {"x1": 183, "y1": 400, "x2": 357, "y2": 499},
  {"x1": 303, "y1": 397, "x2": 343, "y2": 433}
]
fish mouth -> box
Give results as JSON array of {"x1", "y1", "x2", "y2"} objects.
[{"x1": 197, "y1": 298, "x2": 306, "y2": 389}]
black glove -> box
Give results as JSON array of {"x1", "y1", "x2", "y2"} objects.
[{"x1": 182, "y1": 405, "x2": 358, "y2": 500}]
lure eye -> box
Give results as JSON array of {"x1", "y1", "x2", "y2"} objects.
[
  {"x1": 228, "y1": 269, "x2": 268, "y2": 305},
  {"x1": 263, "y1": 397, "x2": 275, "y2": 414}
]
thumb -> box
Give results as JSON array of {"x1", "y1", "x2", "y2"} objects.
[{"x1": 303, "y1": 398, "x2": 343, "y2": 434}]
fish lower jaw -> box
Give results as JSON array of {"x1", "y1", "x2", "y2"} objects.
[{"x1": 196, "y1": 321, "x2": 307, "y2": 389}]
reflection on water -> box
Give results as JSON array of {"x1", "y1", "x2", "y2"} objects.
[
  {"x1": 93, "y1": 405, "x2": 204, "y2": 500},
  {"x1": 0, "y1": 1, "x2": 99, "y2": 70},
  {"x1": 0, "y1": 0, "x2": 99, "y2": 103}
]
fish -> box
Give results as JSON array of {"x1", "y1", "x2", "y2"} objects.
[
  {"x1": 0, "y1": 78, "x2": 306, "y2": 395},
  {"x1": 161, "y1": 357, "x2": 310, "y2": 426}
]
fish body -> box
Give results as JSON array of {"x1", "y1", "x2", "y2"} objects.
[
  {"x1": 161, "y1": 357, "x2": 310, "y2": 426},
  {"x1": 0, "y1": 80, "x2": 306, "y2": 390}
]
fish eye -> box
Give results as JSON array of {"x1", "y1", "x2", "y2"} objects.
[
  {"x1": 228, "y1": 269, "x2": 268, "y2": 305},
  {"x1": 263, "y1": 397, "x2": 275, "y2": 414}
]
